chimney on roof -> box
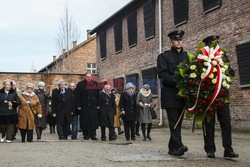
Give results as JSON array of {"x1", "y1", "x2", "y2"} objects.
[
  {"x1": 53, "y1": 55, "x2": 57, "y2": 61},
  {"x1": 73, "y1": 41, "x2": 77, "y2": 47},
  {"x1": 87, "y1": 30, "x2": 91, "y2": 39},
  {"x1": 62, "y1": 49, "x2": 66, "y2": 53}
]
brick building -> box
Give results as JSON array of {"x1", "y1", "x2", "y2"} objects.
[
  {"x1": 39, "y1": 32, "x2": 97, "y2": 74},
  {"x1": 90, "y1": 0, "x2": 250, "y2": 128}
]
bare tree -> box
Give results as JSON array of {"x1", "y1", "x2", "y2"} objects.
[{"x1": 55, "y1": 1, "x2": 80, "y2": 73}]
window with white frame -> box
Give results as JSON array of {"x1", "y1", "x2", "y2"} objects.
[{"x1": 87, "y1": 63, "x2": 97, "y2": 74}]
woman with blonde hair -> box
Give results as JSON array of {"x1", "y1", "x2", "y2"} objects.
[
  {"x1": 18, "y1": 83, "x2": 42, "y2": 142},
  {"x1": 112, "y1": 89, "x2": 124, "y2": 136}
]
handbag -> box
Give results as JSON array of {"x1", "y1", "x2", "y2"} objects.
[
  {"x1": 22, "y1": 95, "x2": 41, "y2": 126},
  {"x1": 150, "y1": 108, "x2": 157, "y2": 119}
]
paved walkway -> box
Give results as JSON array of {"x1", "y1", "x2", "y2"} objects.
[{"x1": 1, "y1": 127, "x2": 249, "y2": 167}]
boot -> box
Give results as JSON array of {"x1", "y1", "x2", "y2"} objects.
[
  {"x1": 141, "y1": 124, "x2": 146, "y2": 141},
  {"x1": 147, "y1": 123, "x2": 152, "y2": 140},
  {"x1": 50, "y1": 126, "x2": 53, "y2": 134},
  {"x1": 118, "y1": 127, "x2": 124, "y2": 135}
]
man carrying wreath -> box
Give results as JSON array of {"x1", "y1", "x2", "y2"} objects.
[
  {"x1": 157, "y1": 30, "x2": 188, "y2": 156},
  {"x1": 202, "y1": 36, "x2": 239, "y2": 158}
]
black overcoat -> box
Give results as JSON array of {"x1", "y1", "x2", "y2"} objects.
[
  {"x1": 98, "y1": 92, "x2": 116, "y2": 128},
  {"x1": 35, "y1": 89, "x2": 49, "y2": 128},
  {"x1": 119, "y1": 91, "x2": 137, "y2": 121},
  {"x1": 51, "y1": 88, "x2": 73, "y2": 125},
  {"x1": 0, "y1": 88, "x2": 20, "y2": 124},
  {"x1": 157, "y1": 47, "x2": 187, "y2": 109},
  {"x1": 75, "y1": 80, "x2": 99, "y2": 130}
]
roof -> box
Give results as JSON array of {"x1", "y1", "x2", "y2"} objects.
[
  {"x1": 90, "y1": 0, "x2": 146, "y2": 34},
  {"x1": 38, "y1": 35, "x2": 96, "y2": 73}
]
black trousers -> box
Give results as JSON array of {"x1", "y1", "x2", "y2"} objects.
[
  {"x1": 20, "y1": 128, "x2": 33, "y2": 142},
  {"x1": 203, "y1": 104, "x2": 233, "y2": 153},
  {"x1": 124, "y1": 121, "x2": 135, "y2": 140},
  {"x1": 101, "y1": 127, "x2": 114, "y2": 138},
  {"x1": 0, "y1": 124, "x2": 14, "y2": 140},
  {"x1": 83, "y1": 129, "x2": 96, "y2": 139},
  {"x1": 166, "y1": 108, "x2": 184, "y2": 152},
  {"x1": 57, "y1": 124, "x2": 69, "y2": 139}
]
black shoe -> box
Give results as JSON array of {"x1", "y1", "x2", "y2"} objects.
[
  {"x1": 131, "y1": 138, "x2": 136, "y2": 141},
  {"x1": 84, "y1": 136, "x2": 90, "y2": 140},
  {"x1": 101, "y1": 137, "x2": 106, "y2": 141},
  {"x1": 207, "y1": 151, "x2": 215, "y2": 158},
  {"x1": 168, "y1": 150, "x2": 174, "y2": 155},
  {"x1": 91, "y1": 137, "x2": 98, "y2": 141},
  {"x1": 147, "y1": 135, "x2": 152, "y2": 141},
  {"x1": 135, "y1": 132, "x2": 140, "y2": 137},
  {"x1": 109, "y1": 137, "x2": 116, "y2": 141},
  {"x1": 118, "y1": 131, "x2": 124, "y2": 135},
  {"x1": 224, "y1": 151, "x2": 239, "y2": 158},
  {"x1": 174, "y1": 146, "x2": 188, "y2": 156}
]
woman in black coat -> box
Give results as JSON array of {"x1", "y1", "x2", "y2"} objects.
[
  {"x1": 75, "y1": 72, "x2": 99, "y2": 140},
  {"x1": 119, "y1": 82, "x2": 138, "y2": 141},
  {"x1": 34, "y1": 81, "x2": 49, "y2": 141},
  {"x1": 0, "y1": 80, "x2": 20, "y2": 143},
  {"x1": 52, "y1": 79, "x2": 73, "y2": 140},
  {"x1": 98, "y1": 85, "x2": 116, "y2": 141}
]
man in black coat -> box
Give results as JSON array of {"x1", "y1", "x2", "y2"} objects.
[
  {"x1": 202, "y1": 36, "x2": 239, "y2": 158},
  {"x1": 75, "y1": 72, "x2": 100, "y2": 140},
  {"x1": 52, "y1": 79, "x2": 73, "y2": 140},
  {"x1": 157, "y1": 30, "x2": 188, "y2": 156}
]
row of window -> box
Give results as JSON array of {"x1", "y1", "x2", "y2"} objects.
[
  {"x1": 99, "y1": 0, "x2": 222, "y2": 59},
  {"x1": 100, "y1": 67, "x2": 158, "y2": 94}
]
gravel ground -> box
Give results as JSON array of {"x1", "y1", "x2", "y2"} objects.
[{"x1": 0, "y1": 127, "x2": 249, "y2": 167}]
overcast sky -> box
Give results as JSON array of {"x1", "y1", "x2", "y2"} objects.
[{"x1": 0, "y1": 0, "x2": 130, "y2": 72}]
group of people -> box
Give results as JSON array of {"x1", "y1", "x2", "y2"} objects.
[
  {"x1": 0, "y1": 72, "x2": 155, "y2": 144},
  {"x1": 0, "y1": 29, "x2": 239, "y2": 159}
]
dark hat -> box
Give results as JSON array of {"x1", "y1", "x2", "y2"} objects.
[
  {"x1": 202, "y1": 35, "x2": 220, "y2": 46},
  {"x1": 168, "y1": 30, "x2": 185, "y2": 40}
]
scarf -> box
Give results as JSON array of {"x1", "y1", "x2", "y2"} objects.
[{"x1": 140, "y1": 88, "x2": 151, "y2": 97}]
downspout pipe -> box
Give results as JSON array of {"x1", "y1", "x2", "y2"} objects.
[{"x1": 158, "y1": 0, "x2": 163, "y2": 126}]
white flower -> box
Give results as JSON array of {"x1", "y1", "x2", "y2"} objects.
[
  {"x1": 226, "y1": 84, "x2": 230, "y2": 89},
  {"x1": 213, "y1": 68, "x2": 217, "y2": 73},
  {"x1": 221, "y1": 68, "x2": 226, "y2": 73},
  {"x1": 190, "y1": 65, "x2": 196, "y2": 70},
  {"x1": 226, "y1": 77, "x2": 231, "y2": 82},
  {"x1": 204, "y1": 62, "x2": 209, "y2": 66},
  {"x1": 212, "y1": 79, "x2": 217, "y2": 84},
  {"x1": 222, "y1": 81, "x2": 227, "y2": 88},
  {"x1": 209, "y1": 54, "x2": 215, "y2": 59},
  {"x1": 224, "y1": 65, "x2": 229, "y2": 70},
  {"x1": 202, "y1": 68, "x2": 207, "y2": 72},
  {"x1": 190, "y1": 73, "x2": 197, "y2": 78},
  {"x1": 222, "y1": 74, "x2": 227, "y2": 79},
  {"x1": 212, "y1": 60, "x2": 217, "y2": 66},
  {"x1": 201, "y1": 73, "x2": 205, "y2": 79},
  {"x1": 209, "y1": 73, "x2": 214, "y2": 79},
  {"x1": 203, "y1": 56, "x2": 209, "y2": 61}
]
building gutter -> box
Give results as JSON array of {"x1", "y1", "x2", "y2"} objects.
[{"x1": 158, "y1": 0, "x2": 163, "y2": 126}]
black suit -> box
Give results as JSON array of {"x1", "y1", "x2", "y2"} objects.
[{"x1": 157, "y1": 47, "x2": 187, "y2": 152}]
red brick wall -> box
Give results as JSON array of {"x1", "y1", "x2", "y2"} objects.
[
  {"x1": 96, "y1": 0, "x2": 250, "y2": 123},
  {"x1": 0, "y1": 73, "x2": 84, "y2": 92},
  {"x1": 47, "y1": 36, "x2": 96, "y2": 74}
]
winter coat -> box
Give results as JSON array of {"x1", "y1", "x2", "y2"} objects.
[
  {"x1": 114, "y1": 94, "x2": 121, "y2": 128},
  {"x1": 0, "y1": 88, "x2": 20, "y2": 125},
  {"x1": 119, "y1": 91, "x2": 138, "y2": 122},
  {"x1": 75, "y1": 80, "x2": 99, "y2": 130},
  {"x1": 98, "y1": 92, "x2": 116, "y2": 128},
  {"x1": 18, "y1": 92, "x2": 42, "y2": 130},
  {"x1": 157, "y1": 47, "x2": 187, "y2": 109},
  {"x1": 136, "y1": 90, "x2": 153, "y2": 124},
  {"x1": 51, "y1": 88, "x2": 73, "y2": 125},
  {"x1": 35, "y1": 89, "x2": 49, "y2": 129}
]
